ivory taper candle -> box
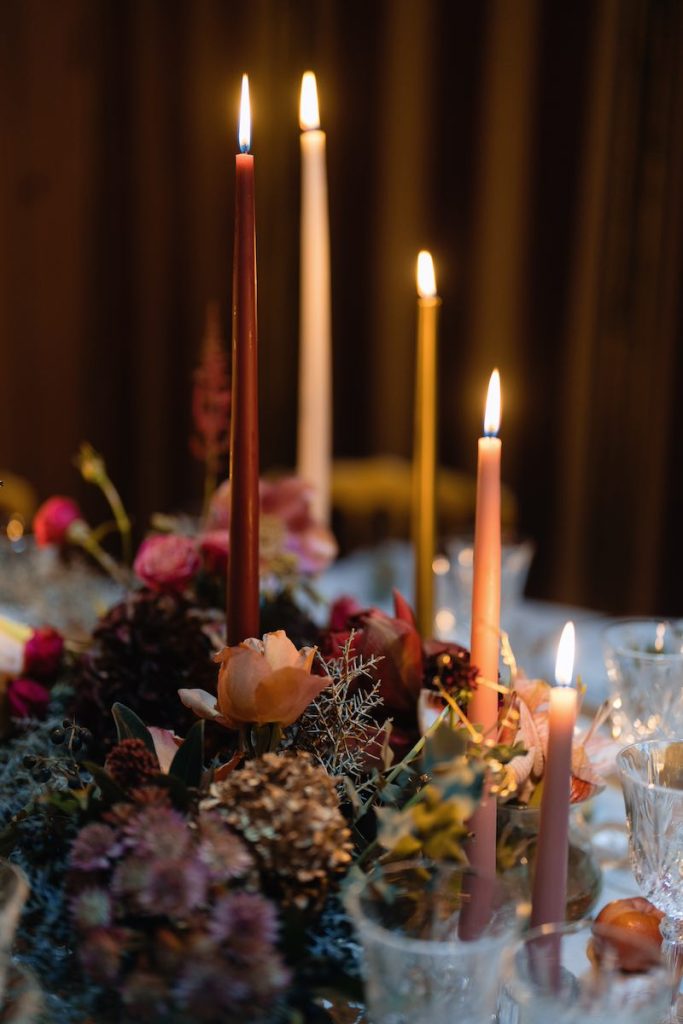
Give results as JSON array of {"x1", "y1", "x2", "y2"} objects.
[{"x1": 297, "y1": 71, "x2": 332, "y2": 525}]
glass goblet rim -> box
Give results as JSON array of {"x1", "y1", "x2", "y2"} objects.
[
  {"x1": 617, "y1": 737, "x2": 683, "y2": 795},
  {"x1": 604, "y1": 618, "x2": 683, "y2": 662}
]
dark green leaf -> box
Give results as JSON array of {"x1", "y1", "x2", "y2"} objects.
[
  {"x1": 84, "y1": 761, "x2": 128, "y2": 803},
  {"x1": 111, "y1": 703, "x2": 156, "y2": 753},
  {"x1": 168, "y1": 720, "x2": 204, "y2": 787}
]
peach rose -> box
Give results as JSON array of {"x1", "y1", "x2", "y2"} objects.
[{"x1": 179, "y1": 630, "x2": 330, "y2": 729}]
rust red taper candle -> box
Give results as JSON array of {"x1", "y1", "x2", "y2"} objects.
[
  {"x1": 228, "y1": 74, "x2": 260, "y2": 644},
  {"x1": 531, "y1": 621, "x2": 577, "y2": 927}
]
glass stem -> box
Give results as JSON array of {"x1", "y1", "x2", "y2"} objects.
[{"x1": 661, "y1": 916, "x2": 683, "y2": 1023}]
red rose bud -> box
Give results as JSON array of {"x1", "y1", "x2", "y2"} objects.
[
  {"x1": 199, "y1": 530, "x2": 229, "y2": 577},
  {"x1": 24, "y1": 627, "x2": 64, "y2": 679},
  {"x1": 328, "y1": 595, "x2": 362, "y2": 632},
  {"x1": 0, "y1": 618, "x2": 64, "y2": 679},
  {"x1": 133, "y1": 534, "x2": 201, "y2": 592},
  {"x1": 33, "y1": 496, "x2": 83, "y2": 546},
  {"x1": 6, "y1": 677, "x2": 51, "y2": 720}
]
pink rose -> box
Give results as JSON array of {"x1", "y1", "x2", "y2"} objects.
[
  {"x1": 33, "y1": 496, "x2": 82, "y2": 546},
  {"x1": 7, "y1": 677, "x2": 51, "y2": 719},
  {"x1": 284, "y1": 524, "x2": 338, "y2": 575},
  {"x1": 199, "y1": 530, "x2": 229, "y2": 577},
  {"x1": 24, "y1": 627, "x2": 64, "y2": 679},
  {"x1": 133, "y1": 535, "x2": 200, "y2": 592}
]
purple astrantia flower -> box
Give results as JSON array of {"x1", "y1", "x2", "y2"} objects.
[
  {"x1": 138, "y1": 857, "x2": 209, "y2": 919},
  {"x1": 195, "y1": 811, "x2": 253, "y2": 882},
  {"x1": 209, "y1": 891, "x2": 279, "y2": 953},
  {"x1": 78, "y1": 926, "x2": 127, "y2": 985},
  {"x1": 120, "y1": 805, "x2": 190, "y2": 860},
  {"x1": 111, "y1": 857, "x2": 152, "y2": 903},
  {"x1": 70, "y1": 823, "x2": 121, "y2": 872},
  {"x1": 71, "y1": 888, "x2": 112, "y2": 930}
]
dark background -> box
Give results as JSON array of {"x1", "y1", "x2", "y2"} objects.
[{"x1": 1, "y1": 0, "x2": 682, "y2": 615}]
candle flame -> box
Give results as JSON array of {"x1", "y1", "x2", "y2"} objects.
[
  {"x1": 239, "y1": 74, "x2": 251, "y2": 153},
  {"x1": 555, "y1": 621, "x2": 575, "y2": 686},
  {"x1": 484, "y1": 369, "x2": 501, "y2": 436},
  {"x1": 299, "y1": 71, "x2": 320, "y2": 130},
  {"x1": 416, "y1": 250, "x2": 436, "y2": 298}
]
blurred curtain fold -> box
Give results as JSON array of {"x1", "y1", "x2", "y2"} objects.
[{"x1": 0, "y1": 0, "x2": 682, "y2": 613}]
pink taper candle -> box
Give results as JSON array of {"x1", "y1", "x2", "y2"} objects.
[
  {"x1": 466, "y1": 370, "x2": 502, "y2": 880},
  {"x1": 531, "y1": 621, "x2": 577, "y2": 926},
  {"x1": 227, "y1": 75, "x2": 260, "y2": 645}
]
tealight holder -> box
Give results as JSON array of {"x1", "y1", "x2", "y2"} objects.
[
  {"x1": 497, "y1": 918, "x2": 671, "y2": 1024},
  {"x1": 345, "y1": 859, "x2": 525, "y2": 1024}
]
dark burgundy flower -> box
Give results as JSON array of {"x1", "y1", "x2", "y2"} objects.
[
  {"x1": 321, "y1": 591, "x2": 424, "y2": 755},
  {"x1": 33, "y1": 496, "x2": 82, "y2": 546},
  {"x1": 6, "y1": 677, "x2": 50, "y2": 719},
  {"x1": 23, "y1": 627, "x2": 64, "y2": 678}
]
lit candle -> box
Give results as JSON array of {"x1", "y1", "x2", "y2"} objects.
[
  {"x1": 531, "y1": 621, "x2": 578, "y2": 927},
  {"x1": 464, "y1": 370, "x2": 502, "y2": 884},
  {"x1": 227, "y1": 74, "x2": 260, "y2": 645},
  {"x1": 297, "y1": 71, "x2": 332, "y2": 525},
  {"x1": 412, "y1": 251, "x2": 440, "y2": 638}
]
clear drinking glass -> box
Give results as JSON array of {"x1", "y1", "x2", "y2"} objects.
[
  {"x1": 443, "y1": 537, "x2": 535, "y2": 644},
  {"x1": 618, "y1": 739, "x2": 683, "y2": 1022},
  {"x1": 345, "y1": 860, "x2": 524, "y2": 1024},
  {"x1": 0, "y1": 860, "x2": 29, "y2": 1008},
  {"x1": 604, "y1": 620, "x2": 683, "y2": 743},
  {"x1": 497, "y1": 918, "x2": 671, "y2": 1023}
]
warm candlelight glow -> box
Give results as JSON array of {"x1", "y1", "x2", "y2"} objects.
[
  {"x1": 555, "y1": 621, "x2": 576, "y2": 686},
  {"x1": 239, "y1": 73, "x2": 251, "y2": 152},
  {"x1": 483, "y1": 369, "x2": 501, "y2": 437},
  {"x1": 416, "y1": 250, "x2": 437, "y2": 298},
  {"x1": 299, "y1": 71, "x2": 320, "y2": 131}
]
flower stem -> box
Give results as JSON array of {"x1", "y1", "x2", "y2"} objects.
[{"x1": 99, "y1": 476, "x2": 132, "y2": 565}]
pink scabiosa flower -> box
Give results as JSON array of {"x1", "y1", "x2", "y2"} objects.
[
  {"x1": 6, "y1": 677, "x2": 50, "y2": 720},
  {"x1": 33, "y1": 496, "x2": 83, "y2": 546},
  {"x1": 133, "y1": 535, "x2": 200, "y2": 592}
]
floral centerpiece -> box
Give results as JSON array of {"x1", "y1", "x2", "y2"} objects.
[{"x1": 0, "y1": 332, "x2": 617, "y2": 1022}]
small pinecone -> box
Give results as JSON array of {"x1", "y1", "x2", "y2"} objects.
[
  {"x1": 210, "y1": 753, "x2": 352, "y2": 914},
  {"x1": 105, "y1": 739, "x2": 159, "y2": 791},
  {"x1": 73, "y1": 590, "x2": 217, "y2": 749}
]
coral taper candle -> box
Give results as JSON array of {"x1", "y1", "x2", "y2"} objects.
[
  {"x1": 531, "y1": 621, "x2": 577, "y2": 927},
  {"x1": 465, "y1": 370, "x2": 502, "y2": 882},
  {"x1": 412, "y1": 251, "x2": 440, "y2": 638},
  {"x1": 297, "y1": 71, "x2": 332, "y2": 525},
  {"x1": 228, "y1": 74, "x2": 260, "y2": 644}
]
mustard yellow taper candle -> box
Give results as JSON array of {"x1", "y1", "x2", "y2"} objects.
[{"x1": 412, "y1": 251, "x2": 441, "y2": 638}]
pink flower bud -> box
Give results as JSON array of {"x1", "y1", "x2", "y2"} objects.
[
  {"x1": 33, "y1": 496, "x2": 82, "y2": 546},
  {"x1": 133, "y1": 534, "x2": 200, "y2": 592}
]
